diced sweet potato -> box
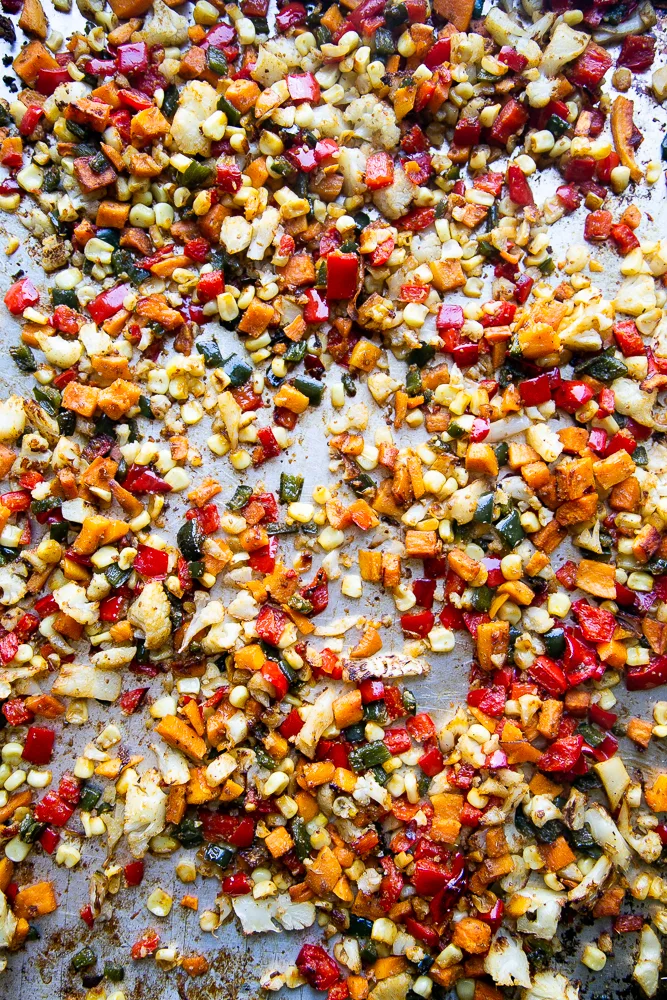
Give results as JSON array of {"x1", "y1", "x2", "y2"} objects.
[
  {"x1": 609, "y1": 476, "x2": 640, "y2": 511},
  {"x1": 13, "y1": 40, "x2": 58, "y2": 85},
  {"x1": 265, "y1": 826, "x2": 294, "y2": 858},
  {"x1": 18, "y1": 0, "x2": 47, "y2": 38},
  {"x1": 465, "y1": 443, "x2": 498, "y2": 476},
  {"x1": 349, "y1": 339, "x2": 382, "y2": 373},
  {"x1": 448, "y1": 547, "x2": 481, "y2": 583},
  {"x1": 225, "y1": 79, "x2": 261, "y2": 112},
  {"x1": 165, "y1": 784, "x2": 187, "y2": 825},
  {"x1": 13, "y1": 881, "x2": 57, "y2": 920},
  {"x1": 97, "y1": 379, "x2": 141, "y2": 420},
  {"x1": 531, "y1": 518, "x2": 566, "y2": 554},
  {"x1": 593, "y1": 450, "x2": 636, "y2": 490},
  {"x1": 626, "y1": 717, "x2": 653, "y2": 748},
  {"x1": 404, "y1": 530, "x2": 440, "y2": 558},
  {"x1": 66, "y1": 98, "x2": 110, "y2": 133},
  {"x1": 62, "y1": 381, "x2": 99, "y2": 418},
  {"x1": 555, "y1": 491, "x2": 598, "y2": 526},
  {"x1": 576, "y1": 558, "x2": 616, "y2": 599},
  {"x1": 429, "y1": 259, "x2": 466, "y2": 292},
  {"x1": 277, "y1": 254, "x2": 316, "y2": 291},
  {"x1": 135, "y1": 295, "x2": 183, "y2": 331},
  {"x1": 96, "y1": 201, "x2": 130, "y2": 229},
  {"x1": 540, "y1": 836, "x2": 576, "y2": 872},
  {"x1": 306, "y1": 846, "x2": 342, "y2": 895},
  {"x1": 130, "y1": 107, "x2": 169, "y2": 145},
  {"x1": 558, "y1": 425, "x2": 588, "y2": 454},
  {"x1": 73, "y1": 156, "x2": 116, "y2": 193},
  {"x1": 451, "y1": 917, "x2": 491, "y2": 955},
  {"x1": 155, "y1": 715, "x2": 207, "y2": 763},
  {"x1": 476, "y1": 620, "x2": 509, "y2": 671},
  {"x1": 645, "y1": 774, "x2": 667, "y2": 813},
  {"x1": 537, "y1": 699, "x2": 563, "y2": 740},
  {"x1": 593, "y1": 887, "x2": 624, "y2": 918},
  {"x1": 237, "y1": 298, "x2": 274, "y2": 336},
  {"x1": 333, "y1": 689, "x2": 364, "y2": 729}
]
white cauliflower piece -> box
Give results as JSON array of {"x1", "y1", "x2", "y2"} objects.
[
  {"x1": 274, "y1": 894, "x2": 316, "y2": 931},
  {"x1": 339, "y1": 146, "x2": 368, "y2": 197},
  {"x1": 523, "y1": 972, "x2": 580, "y2": 1000},
  {"x1": 484, "y1": 929, "x2": 531, "y2": 988},
  {"x1": 613, "y1": 376, "x2": 656, "y2": 428},
  {"x1": 372, "y1": 164, "x2": 413, "y2": 221},
  {"x1": 515, "y1": 886, "x2": 565, "y2": 940},
  {"x1": 123, "y1": 768, "x2": 167, "y2": 858},
  {"x1": 137, "y1": 0, "x2": 188, "y2": 46},
  {"x1": 36, "y1": 333, "x2": 83, "y2": 369},
  {"x1": 171, "y1": 81, "x2": 218, "y2": 156},
  {"x1": 128, "y1": 580, "x2": 172, "y2": 650},
  {"x1": 220, "y1": 215, "x2": 253, "y2": 255},
  {"x1": 353, "y1": 773, "x2": 391, "y2": 809},
  {"x1": 526, "y1": 424, "x2": 563, "y2": 463},
  {"x1": 179, "y1": 599, "x2": 225, "y2": 651},
  {"x1": 540, "y1": 23, "x2": 589, "y2": 77},
  {"x1": 615, "y1": 275, "x2": 657, "y2": 316},
  {"x1": 233, "y1": 895, "x2": 279, "y2": 934},
  {"x1": 0, "y1": 566, "x2": 27, "y2": 606},
  {"x1": 310, "y1": 104, "x2": 346, "y2": 137},
  {"x1": 251, "y1": 45, "x2": 289, "y2": 87},
  {"x1": 205, "y1": 752, "x2": 237, "y2": 788},
  {"x1": 445, "y1": 478, "x2": 490, "y2": 525},
  {"x1": 0, "y1": 396, "x2": 25, "y2": 442},
  {"x1": 150, "y1": 743, "x2": 190, "y2": 786},
  {"x1": 79, "y1": 323, "x2": 112, "y2": 357},
  {"x1": 0, "y1": 889, "x2": 18, "y2": 949},
  {"x1": 52, "y1": 662, "x2": 122, "y2": 701},
  {"x1": 226, "y1": 591, "x2": 259, "y2": 620},
  {"x1": 294, "y1": 688, "x2": 336, "y2": 759},
  {"x1": 54, "y1": 581, "x2": 99, "y2": 625},
  {"x1": 202, "y1": 621, "x2": 242, "y2": 653},
  {"x1": 344, "y1": 96, "x2": 400, "y2": 150},
  {"x1": 634, "y1": 924, "x2": 662, "y2": 997},
  {"x1": 247, "y1": 206, "x2": 280, "y2": 261},
  {"x1": 90, "y1": 646, "x2": 137, "y2": 669}
]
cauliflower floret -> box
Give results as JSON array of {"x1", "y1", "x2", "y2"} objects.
[
  {"x1": 526, "y1": 424, "x2": 563, "y2": 463},
  {"x1": 171, "y1": 81, "x2": 218, "y2": 157},
  {"x1": 52, "y1": 662, "x2": 122, "y2": 701},
  {"x1": 540, "y1": 23, "x2": 589, "y2": 77},
  {"x1": 251, "y1": 45, "x2": 289, "y2": 87},
  {"x1": 310, "y1": 104, "x2": 346, "y2": 138},
  {"x1": 353, "y1": 773, "x2": 391, "y2": 809},
  {"x1": 54, "y1": 581, "x2": 99, "y2": 625},
  {"x1": 294, "y1": 688, "x2": 336, "y2": 759},
  {"x1": 128, "y1": 580, "x2": 172, "y2": 650},
  {"x1": 485, "y1": 929, "x2": 531, "y2": 988},
  {"x1": 36, "y1": 332, "x2": 83, "y2": 369},
  {"x1": 202, "y1": 621, "x2": 242, "y2": 653},
  {"x1": 515, "y1": 886, "x2": 565, "y2": 939},
  {"x1": 613, "y1": 376, "x2": 656, "y2": 428},
  {"x1": 137, "y1": 0, "x2": 188, "y2": 46},
  {"x1": 90, "y1": 646, "x2": 137, "y2": 669},
  {"x1": 151, "y1": 743, "x2": 191, "y2": 786},
  {"x1": 615, "y1": 274, "x2": 657, "y2": 316},
  {"x1": 274, "y1": 895, "x2": 316, "y2": 931},
  {"x1": 247, "y1": 206, "x2": 280, "y2": 261},
  {"x1": 226, "y1": 591, "x2": 259, "y2": 620},
  {"x1": 523, "y1": 972, "x2": 580, "y2": 1000},
  {"x1": 0, "y1": 889, "x2": 18, "y2": 949},
  {"x1": 338, "y1": 146, "x2": 368, "y2": 197},
  {"x1": 220, "y1": 215, "x2": 253, "y2": 255},
  {"x1": 79, "y1": 323, "x2": 112, "y2": 357},
  {"x1": 233, "y1": 896, "x2": 279, "y2": 934},
  {"x1": 123, "y1": 768, "x2": 167, "y2": 858},
  {"x1": 0, "y1": 396, "x2": 25, "y2": 442},
  {"x1": 343, "y1": 96, "x2": 400, "y2": 150},
  {"x1": 372, "y1": 164, "x2": 414, "y2": 221}
]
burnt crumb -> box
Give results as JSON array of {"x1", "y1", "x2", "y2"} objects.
[
  {"x1": 2, "y1": 74, "x2": 17, "y2": 92},
  {"x1": 0, "y1": 15, "x2": 15, "y2": 42}
]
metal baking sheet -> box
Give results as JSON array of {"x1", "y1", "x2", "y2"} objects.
[{"x1": 0, "y1": 5, "x2": 667, "y2": 998}]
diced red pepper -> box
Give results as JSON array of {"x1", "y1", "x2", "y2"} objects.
[
  {"x1": 412, "y1": 858, "x2": 450, "y2": 896},
  {"x1": 2, "y1": 698, "x2": 33, "y2": 726},
  {"x1": 425, "y1": 37, "x2": 451, "y2": 68},
  {"x1": 58, "y1": 773, "x2": 80, "y2": 804},
  {"x1": 222, "y1": 873, "x2": 253, "y2": 896},
  {"x1": 611, "y1": 223, "x2": 640, "y2": 256},
  {"x1": 0, "y1": 632, "x2": 19, "y2": 666},
  {"x1": 184, "y1": 238, "x2": 210, "y2": 263},
  {"x1": 199, "y1": 811, "x2": 255, "y2": 847},
  {"x1": 249, "y1": 536, "x2": 278, "y2": 574},
  {"x1": 626, "y1": 655, "x2": 667, "y2": 691},
  {"x1": 498, "y1": 46, "x2": 527, "y2": 72},
  {"x1": 436, "y1": 303, "x2": 464, "y2": 330},
  {"x1": 88, "y1": 283, "x2": 131, "y2": 324},
  {"x1": 572, "y1": 599, "x2": 616, "y2": 643},
  {"x1": 418, "y1": 744, "x2": 444, "y2": 777},
  {"x1": 34, "y1": 790, "x2": 74, "y2": 826},
  {"x1": 383, "y1": 685, "x2": 407, "y2": 720},
  {"x1": 4, "y1": 277, "x2": 39, "y2": 315},
  {"x1": 326, "y1": 252, "x2": 359, "y2": 300},
  {"x1": 507, "y1": 164, "x2": 534, "y2": 206},
  {"x1": 480, "y1": 301, "x2": 516, "y2": 327},
  {"x1": 122, "y1": 465, "x2": 172, "y2": 494},
  {"x1": 364, "y1": 151, "x2": 394, "y2": 190},
  {"x1": 35, "y1": 66, "x2": 72, "y2": 95},
  {"x1": 618, "y1": 35, "x2": 655, "y2": 72},
  {"x1": 279, "y1": 708, "x2": 304, "y2": 739},
  {"x1": 604, "y1": 429, "x2": 636, "y2": 457},
  {"x1": 584, "y1": 209, "x2": 613, "y2": 242},
  {"x1": 261, "y1": 659, "x2": 289, "y2": 699},
  {"x1": 124, "y1": 860, "x2": 145, "y2": 886},
  {"x1": 613, "y1": 320, "x2": 645, "y2": 356},
  {"x1": 553, "y1": 380, "x2": 594, "y2": 414},
  {"x1": 556, "y1": 184, "x2": 581, "y2": 213},
  {"x1": 596, "y1": 151, "x2": 620, "y2": 184},
  {"x1": 22, "y1": 726, "x2": 55, "y2": 765},
  {"x1": 133, "y1": 544, "x2": 169, "y2": 579},
  {"x1": 569, "y1": 42, "x2": 612, "y2": 89},
  {"x1": 80, "y1": 904, "x2": 95, "y2": 928},
  {"x1": 118, "y1": 88, "x2": 153, "y2": 111},
  {"x1": 18, "y1": 104, "x2": 44, "y2": 137},
  {"x1": 411, "y1": 578, "x2": 436, "y2": 609},
  {"x1": 405, "y1": 916, "x2": 439, "y2": 947},
  {"x1": 186, "y1": 503, "x2": 220, "y2": 536},
  {"x1": 401, "y1": 123, "x2": 429, "y2": 154},
  {"x1": 529, "y1": 656, "x2": 569, "y2": 697},
  {"x1": 597, "y1": 386, "x2": 615, "y2": 418},
  {"x1": 119, "y1": 687, "x2": 149, "y2": 715},
  {"x1": 406, "y1": 712, "x2": 436, "y2": 742},
  {"x1": 589, "y1": 703, "x2": 617, "y2": 730},
  {"x1": 370, "y1": 235, "x2": 395, "y2": 267},
  {"x1": 454, "y1": 117, "x2": 481, "y2": 146},
  {"x1": 275, "y1": 1, "x2": 307, "y2": 30},
  {"x1": 398, "y1": 207, "x2": 436, "y2": 231},
  {"x1": 85, "y1": 57, "x2": 117, "y2": 76},
  {"x1": 116, "y1": 41, "x2": 149, "y2": 75},
  {"x1": 539, "y1": 735, "x2": 584, "y2": 772},
  {"x1": 286, "y1": 72, "x2": 320, "y2": 102},
  {"x1": 519, "y1": 374, "x2": 551, "y2": 407},
  {"x1": 39, "y1": 827, "x2": 60, "y2": 854},
  {"x1": 296, "y1": 945, "x2": 341, "y2": 991},
  {"x1": 197, "y1": 270, "x2": 225, "y2": 302},
  {"x1": 131, "y1": 930, "x2": 160, "y2": 960},
  {"x1": 489, "y1": 98, "x2": 528, "y2": 145},
  {"x1": 256, "y1": 605, "x2": 289, "y2": 646},
  {"x1": 400, "y1": 610, "x2": 434, "y2": 638},
  {"x1": 303, "y1": 288, "x2": 329, "y2": 323},
  {"x1": 467, "y1": 685, "x2": 506, "y2": 718},
  {"x1": 383, "y1": 728, "x2": 412, "y2": 754}
]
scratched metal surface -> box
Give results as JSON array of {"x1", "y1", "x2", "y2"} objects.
[{"x1": 0, "y1": 3, "x2": 666, "y2": 998}]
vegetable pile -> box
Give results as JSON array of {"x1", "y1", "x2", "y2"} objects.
[{"x1": 0, "y1": 0, "x2": 667, "y2": 995}]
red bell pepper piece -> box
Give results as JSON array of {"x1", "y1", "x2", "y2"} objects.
[
  {"x1": 2, "y1": 698, "x2": 33, "y2": 726},
  {"x1": 555, "y1": 184, "x2": 581, "y2": 212},
  {"x1": 453, "y1": 117, "x2": 481, "y2": 146},
  {"x1": 498, "y1": 46, "x2": 527, "y2": 71},
  {"x1": 364, "y1": 151, "x2": 394, "y2": 190},
  {"x1": 400, "y1": 610, "x2": 434, "y2": 638},
  {"x1": 383, "y1": 728, "x2": 412, "y2": 754},
  {"x1": 326, "y1": 252, "x2": 359, "y2": 300},
  {"x1": 411, "y1": 578, "x2": 436, "y2": 609},
  {"x1": 36, "y1": 67, "x2": 72, "y2": 95},
  {"x1": 117, "y1": 88, "x2": 153, "y2": 111},
  {"x1": 39, "y1": 827, "x2": 60, "y2": 854},
  {"x1": 303, "y1": 288, "x2": 329, "y2": 323},
  {"x1": 569, "y1": 42, "x2": 612, "y2": 89},
  {"x1": 222, "y1": 873, "x2": 252, "y2": 896},
  {"x1": 406, "y1": 712, "x2": 437, "y2": 742},
  {"x1": 405, "y1": 916, "x2": 439, "y2": 948},
  {"x1": 200, "y1": 811, "x2": 255, "y2": 847},
  {"x1": 564, "y1": 157, "x2": 596, "y2": 183},
  {"x1": 370, "y1": 235, "x2": 395, "y2": 267},
  {"x1": 425, "y1": 38, "x2": 451, "y2": 68},
  {"x1": 380, "y1": 857, "x2": 405, "y2": 913},
  {"x1": 519, "y1": 374, "x2": 551, "y2": 407},
  {"x1": 626, "y1": 656, "x2": 667, "y2": 691},
  {"x1": 467, "y1": 685, "x2": 506, "y2": 718},
  {"x1": 261, "y1": 659, "x2": 289, "y2": 699},
  {"x1": 88, "y1": 283, "x2": 131, "y2": 324},
  {"x1": 480, "y1": 301, "x2": 516, "y2": 327},
  {"x1": 618, "y1": 35, "x2": 655, "y2": 72},
  {"x1": 184, "y1": 238, "x2": 210, "y2": 263},
  {"x1": 119, "y1": 687, "x2": 149, "y2": 715},
  {"x1": 584, "y1": 210, "x2": 613, "y2": 242},
  {"x1": 249, "y1": 536, "x2": 278, "y2": 574},
  {"x1": 286, "y1": 144, "x2": 318, "y2": 172},
  {"x1": 398, "y1": 207, "x2": 436, "y2": 231},
  {"x1": 589, "y1": 703, "x2": 617, "y2": 730},
  {"x1": 572, "y1": 599, "x2": 616, "y2": 643},
  {"x1": 275, "y1": 1, "x2": 307, "y2": 30},
  {"x1": 133, "y1": 543, "x2": 169, "y2": 580},
  {"x1": 279, "y1": 707, "x2": 304, "y2": 739},
  {"x1": 296, "y1": 945, "x2": 340, "y2": 991},
  {"x1": 4, "y1": 277, "x2": 39, "y2": 315},
  {"x1": 124, "y1": 860, "x2": 145, "y2": 886},
  {"x1": 197, "y1": 270, "x2": 225, "y2": 302},
  {"x1": 58, "y1": 773, "x2": 80, "y2": 804},
  {"x1": 186, "y1": 503, "x2": 220, "y2": 536},
  {"x1": 554, "y1": 380, "x2": 593, "y2": 414},
  {"x1": 613, "y1": 320, "x2": 645, "y2": 356},
  {"x1": 116, "y1": 41, "x2": 149, "y2": 74},
  {"x1": 489, "y1": 98, "x2": 528, "y2": 145},
  {"x1": 18, "y1": 104, "x2": 44, "y2": 137},
  {"x1": 34, "y1": 790, "x2": 74, "y2": 826},
  {"x1": 256, "y1": 605, "x2": 289, "y2": 646},
  {"x1": 604, "y1": 429, "x2": 636, "y2": 457},
  {"x1": 383, "y1": 685, "x2": 407, "y2": 720},
  {"x1": 85, "y1": 57, "x2": 117, "y2": 76},
  {"x1": 597, "y1": 386, "x2": 615, "y2": 418},
  {"x1": 131, "y1": 930, "x2": 160, "y2": 959},
  {"x1": 611, "y1": 223, "x2": 640, "y2": 256},
  {"x1": 22, "y1": 726, "x2": 55, "y2": 764},
  {"x1": 418, "y1": 744, "x2": 444, "y2": 777},
  {"x1": 0, "y1": 632, "x2": 19, "y2": 666},
  {"x1": 507, "y1": 163, "x2": 534, "y2": 206},
  {"x1": 358, "y1": 679, "x2": 384, "y2": 704},
  {"x1": 122, "y1": 465, "x2": 172, "y2": 494},
  {"x1": 436, "y1": 303, "x2": 465, "y2": 330},
  {"x1": 596, "y1": 151, "x2": 620, "y2": 184},
  {"x1": 412, "y1": 858, "x2": 450, "y2": 895},
  {"x1": 286, "y1": 72, "x2": 320, "y2": 102},
  {"x1": 529, "y1": 656, "x2": 569, "y2": 697},
  {"x1": 540, "y1": 735, "x2": 584, "y2": 772},
  {"x1": 328, "y1": 983, "x2": 349, "y2": 1000}
]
